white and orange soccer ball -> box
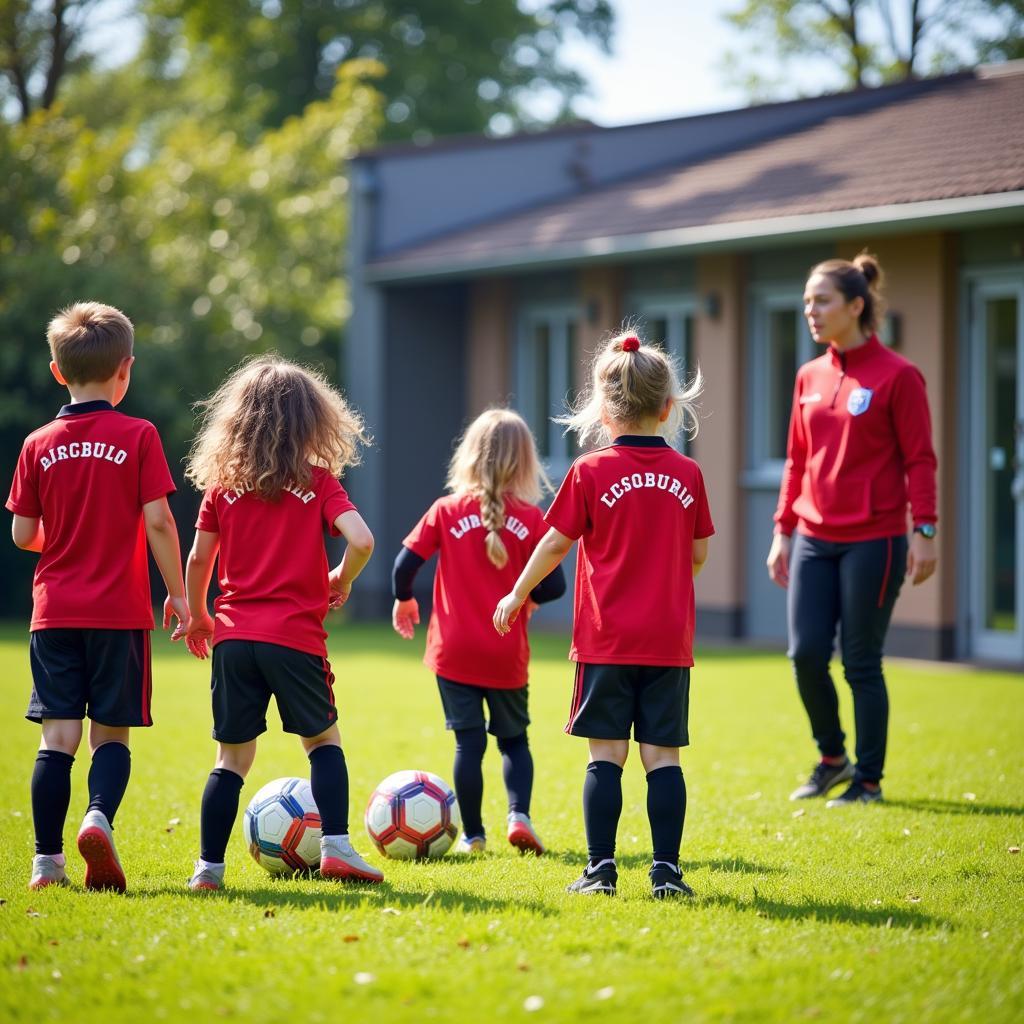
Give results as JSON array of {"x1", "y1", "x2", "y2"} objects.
[
  {"x1": 364, "y1": 770, "x2": 460, "y2": 860},
  {"x1": 244, "y1": 777, "x2": 322, "y2": 875}
]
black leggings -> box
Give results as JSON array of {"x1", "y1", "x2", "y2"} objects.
[{"x1": 787, "y1": 532, "x2": 907, "y2": 783}]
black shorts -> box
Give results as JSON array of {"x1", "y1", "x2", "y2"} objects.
[
  {"x1": 565, "y1": 662, "x2": 690, "y2": 747},
  {"x1": 436, "y1": 676, "x2": 530, "y2": 739},
  {"x1": 211, "y1": 640, "x2": 338, "y2": 743},
  {"x1": 27, "y1": 628, "x2": 153, "y2": 727}
]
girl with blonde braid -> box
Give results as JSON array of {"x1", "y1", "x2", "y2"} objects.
[{"x1": 392, "y1": 410, "x2": 566, "y2": 855}]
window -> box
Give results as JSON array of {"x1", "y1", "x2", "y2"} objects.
[
  {"x1": 516, "y1": 306, "x2": 580, "y2": 474},
  {"x1": 749, "y1": 287, "x2": 815, "y2": 472},
  {"x1": 627, "y1": 297, "x2": 696, "y2": 453}
]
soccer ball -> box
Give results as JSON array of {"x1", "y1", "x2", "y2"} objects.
[
  {"x1": 244, "y1": 777, "x2": 322, "y2": 875},
  {"x1": 364, "y1": 770, "x2": 460, "y2": 860}
]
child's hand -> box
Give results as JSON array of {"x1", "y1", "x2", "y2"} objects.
[
  {"x1": 164, "y1": 595, "x2": 190, "y2": 634},
  {"x1": 392, "y1": 598, "x2": 420, "y2": 639},
  {"x1": 183, "y1": 611, "x2": 215, "y2": 660},
  {"x1": 493, "y1": 592, "x2": 525, "y2": 635},
  {"x1": 524, "y1": 599, "x2": 539, "y2": 621},
  {"x1": 328, "y1": 568, "x2": 352, "y2": 608}
]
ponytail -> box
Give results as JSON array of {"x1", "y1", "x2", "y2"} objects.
[{"x1": 479, "y1": 482, "x2": 509, "y2": 569}]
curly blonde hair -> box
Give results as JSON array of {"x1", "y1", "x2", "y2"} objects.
[
  {"x1": 446, "y1": 409, "x2": 550, "y2": 569},
  {"x1": 557, "y1": 329, "x2": 702, "y2": 448},
  {"x1": 185, "y1": 354, "x2": 369, "y2": 499}
]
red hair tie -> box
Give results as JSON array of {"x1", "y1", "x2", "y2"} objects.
[{"x1": 621, "y1": 335, "x2": 640, "y2": 352}]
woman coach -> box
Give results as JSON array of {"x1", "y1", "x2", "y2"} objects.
[{"x1": 766, "y1": 252, "x2": 938, "y2": 806}]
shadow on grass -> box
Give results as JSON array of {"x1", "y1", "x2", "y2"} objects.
[
  {"x1": 535, "y1": 850, "x2": 785, "y2": 875},
  {"x1": 131, "y1": 878, "x2": 555, "y2": 916},
  {"x1": 703, "y1": 891, "x2": 950, "y2": 931},
  {"x1": 885, "y1": 798, "x2": 1024, "y2": 818}
]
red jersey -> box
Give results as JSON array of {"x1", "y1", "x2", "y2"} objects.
[
  {"x1": 5, "y1": 400, "x2": 176, "y2": 631},
  {"x1": 774, "y1": 336, "x2": 937, "y2": 543},
  {"x1": 404, "y1": 494, "x2": 548, "y2": 689},
  {"x1": 544, "y1": 437, "x2": 714, "y2": 668},
  {"x1": 196, "y1": 466, "x2": 355, "y2": 657}
]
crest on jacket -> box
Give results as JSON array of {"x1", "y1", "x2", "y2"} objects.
[{"x1": 847, "y1": 387, "x2": 873, "y2": 416}]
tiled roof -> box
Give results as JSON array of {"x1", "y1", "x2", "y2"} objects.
[{"x1": 369, "y1": 68, "x2": 1024, "y2": 276}]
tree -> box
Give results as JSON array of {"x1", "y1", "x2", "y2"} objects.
[
  {"x1": 143, "y1": 0, "x2": 613, "y2": 140},
  {"x1": 721, "y1": 0, "x2": 1024, "y2": 97},
  {"x1": 0, "y1": 0, "x2": 109, "y2": 120}
]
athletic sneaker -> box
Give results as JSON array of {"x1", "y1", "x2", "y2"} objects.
[
  {"x1": 566, "y1": 860, "x2": 617, "y2": 896},
  {"x1": 188, "y1": 860, "x2": 225, "y2": 891},
  {"x1": 789, "y1": 759, "x2": 855, "y2": 800},
  {"x1": 454, "y1": 834, "x2": 487, "y2": 855},
  {"x1": 650, "y1": 862, "x2": 695, "y2": 900},
  {"x1": 319, "y1": 835, "x2": 384, "y2": 883},
  {"x1": 77, "y1": 809, "x2": 126, "y2": 892},
  {"x1": 826, "y1": 782, "x2": 883, "y2": 807},
  {"x1": 28, "y1": 854, "x2": 68, "y2": 890},
  {"x1": 507, "y1": 812, "x2": 545, "y2": 856}
]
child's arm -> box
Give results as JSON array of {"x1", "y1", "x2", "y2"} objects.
[
  {"x1": 11, "y1": 515, "x2": 44, "y2": 552},
  {"x1": 693, "y1": 537, "x2": 709, "y2": 578},
  {"x1": 328, "y1": 510, "x2": 374, "y2": 608},
  {"x1": 391, "y1": 545, "x2": 425, "y2": 640},
  {"x1": 494, "y1": 527, "x2": 574, "y2": 635},
  {"x1": 143, "y1": 497, "x2": 189, "y2": 632},
  {"x1": 181, "y1": 529, "x2": 219, "y2": 658}
]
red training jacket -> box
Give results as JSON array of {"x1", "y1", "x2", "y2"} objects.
[{"x1": 774, "y1": 336, "x2": 937, "y2": 543}]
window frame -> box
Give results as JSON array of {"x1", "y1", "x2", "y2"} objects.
[
  {"x1": 515, "y1": 302, "x2": 580, "y2": 479},
  {"x1": 747, "y1": 284, "x2": 815, "y2": 483}
]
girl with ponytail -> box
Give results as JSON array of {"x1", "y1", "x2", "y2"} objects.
[
  {"x1": 391, "y1": 409, "x2": 565, "y2": 856},
  {"x1": 494, "y1": 330, "x2": 713, "y2": 899},
  {"x1": 768, "y1": 251, "x2": 938, "y2": 807}
]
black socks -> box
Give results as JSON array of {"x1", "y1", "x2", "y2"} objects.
[
  {"x1": 308, "y1": 744, "x2": 348, "y2": 837},
  {"x1": 496, "y1": 732, "x2": 533, "y2": 816},
  {"x1": 583, "y1": 760, "x2": 623, "y2": 863},
  {"x1": 200, "y1": 768, "x2": 244, "y2": 864},
  {"x1": 32, "y1": 750, "x2": 74, "y2": 856},
  {"x1": 647, "y1": 765, "x2": 686, "y2": 865},
  {"x1": 87, "y1": 742, "x2": 131, "y2": 826},
  {"x1": 453, "y1": 727, "x2": 487, "y2": 838}
]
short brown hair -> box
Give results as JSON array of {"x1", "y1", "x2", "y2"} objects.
[{"x1": 47, "y1": 302, "x2": 134, "y2": 384}]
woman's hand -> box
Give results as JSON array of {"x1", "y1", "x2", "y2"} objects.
[
  {"x1": 493, "y1": 592, "x2": 526, "y2": 635},
  {"x1": 906, "y1": 533, "x2": 937, "y2": 585},
  {"x1": 392, "y1": 598, "x2": 420, "y2": 639},
  {"x1": 766, "y1": 533, "x2": 791, "y2": 589}
]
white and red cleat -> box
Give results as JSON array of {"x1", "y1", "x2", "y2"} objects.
[
  {"x1": 28, "y1": 853, "x2": 69, "y2": 890},
  {"x1": 188, "y1": 860, "x2": 225, "y2": 891},
  {"x1": 77, "y1": 809, "x2": 127, "y2": 892},
  {"x1": 319, "y1": 835, "x2": 384, "y2": 883},
  {"x1": 507, "y1": 812, "x2": 545, "y2": 856}
]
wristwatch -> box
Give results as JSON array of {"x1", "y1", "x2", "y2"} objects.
[{"x1": 913, "y1": 523, "x2": 937, "y2": 539}]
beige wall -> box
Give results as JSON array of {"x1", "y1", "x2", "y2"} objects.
[
  {"x1": 466, "y1": 277, "x2": 513, "y2": 414},
  {"x1": 578, "y1": 266, "x2": 624, "y2": 383},
  {"x1": 692, "y1": 253, "x2": 746, "y2": 614},
  {"x1": 835, "y1": 233, "x2": 957, "y2": 632}
]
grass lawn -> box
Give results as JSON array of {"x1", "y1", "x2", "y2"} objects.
[{"x1": 0, "y1": 621, "x2": 1021, "y2": 1023}]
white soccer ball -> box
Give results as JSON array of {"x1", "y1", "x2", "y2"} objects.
[
  {"x1": 365, "y1": 770, "x2": 460, "y2": 860},
  {"x1": 243, "y1": 777, "x2": 322, "y2": 875}
]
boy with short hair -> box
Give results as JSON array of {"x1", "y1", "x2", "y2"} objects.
[{"x1": 6, "y1": 301, "x2": 188, "y2": 892}]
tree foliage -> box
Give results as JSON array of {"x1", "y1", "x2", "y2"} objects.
[
  {"x1": 722, "y1": 0, "x2": 1024, "y2": 97},
  {"x1": 144, "y1": 0, "x2": 613, "y2": 140}
]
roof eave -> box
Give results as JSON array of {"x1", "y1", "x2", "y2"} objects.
[{"x1": 365, "y1": 191, "x2": 1024, "y2": 284}]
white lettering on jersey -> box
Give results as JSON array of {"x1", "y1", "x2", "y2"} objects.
[
  {"x1": 599, "y1": 473, "x2": 696, "y2": 510},
  {"x1": 40, "y1": 440, "x2": 129, "y2": 472},
  {"x1": 223, "y1": 481, "x2": 318, "y2": 505},
  {"x1": 449, "y1": 512, "x2": 530, "y2": 541},
  {"x1": 800, "y1": 392, "x2": 822, "y2": 405}
]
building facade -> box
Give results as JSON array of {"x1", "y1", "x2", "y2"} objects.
[{"x1": 346, "y1": 66, "x2": 1024, "y2": 666}]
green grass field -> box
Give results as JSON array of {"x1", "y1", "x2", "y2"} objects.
[{"x1": 1, "y1": 622, "x2": 1021, "y2": 1023}]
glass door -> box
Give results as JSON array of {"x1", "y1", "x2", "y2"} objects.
[{"x1": 970, "y1": 278, "x2": 1024, "y2": 661}]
